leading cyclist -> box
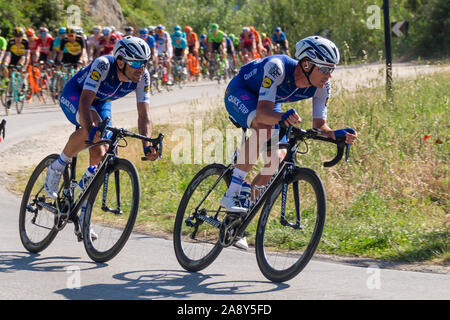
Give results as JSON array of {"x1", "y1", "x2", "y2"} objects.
[{"x1": 222, "y1": 36, "x2": 358, "y2": 249}]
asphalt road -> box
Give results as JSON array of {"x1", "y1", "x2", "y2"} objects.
[{"x1": 0, "y1": 66, "x2": 449, "y2": 300}]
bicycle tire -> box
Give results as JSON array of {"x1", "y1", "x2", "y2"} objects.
[
  {"x1": 255, "y1": 167, "x2": 326, "y2": 282},
  {"x1": 173, "y1": 163, "x2": 231, "y2": 272},
  {"x1": 82, "y1": 158, "x2": 140, "y2": 263},
  {"x1": 15, "y1": 77, "x2": 25, "y2": 114},
  {"x1": 19, "y1": 154, "x2": 68, "y2": 253}
]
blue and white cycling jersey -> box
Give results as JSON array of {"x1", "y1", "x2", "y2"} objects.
[
  {"x1": 225, "y1": 55, "x2": 330, "y2": 128},
  {"x1": 145, "y1": 35, "x2": 156, "y2": 50},
  {"x1": 60, "y1": 55, "x2": 150, "y2": 126}
]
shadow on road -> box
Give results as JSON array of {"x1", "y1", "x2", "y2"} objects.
[
  {"x1": 0, "y1": 251, "x2": 107, "y2": 273},
  {"x1": 54, "y1": 269, "x2": 290, "y2": 300}
]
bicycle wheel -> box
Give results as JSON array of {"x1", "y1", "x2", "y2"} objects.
[
  {"x1": 173, "y1": 163, "x2": 231, "y2": 272},
  {"x1": 19, "y1": 154, "x2": 68, "y2": 253},
  {"x1": 255, "y1": 167, "x2": 326, "y2": 282},
  {"x1": 82, "y1": 158, "x2": 140, "y2": 263},
  {"x1": 15, "y1": 78, "x2": 26, "y2": 114}
]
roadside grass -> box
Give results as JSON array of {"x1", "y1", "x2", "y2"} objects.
[{"x1": 12, "y1": 71, "x2": 449, "y2": 265}]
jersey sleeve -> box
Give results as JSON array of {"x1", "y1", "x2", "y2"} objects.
[
  {"x1": 82, "y1": 56, "x2": 110, "y2": 93},
  {"x1": 136, "y1": 68, "x2": 151, "y2": 103},
  {"x1": 312, "y1": 81, "x2": 330, "y2": 120},
  {"x1": 258, "y1": 58, "x2": 285, "y2": 103}
]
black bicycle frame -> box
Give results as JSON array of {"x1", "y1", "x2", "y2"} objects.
[{"x1": 195, "y1": 125, "x2": 347, "y2": 241}]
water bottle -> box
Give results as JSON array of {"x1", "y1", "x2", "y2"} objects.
[
  {"x1": 239, "y1": 181, "x2": 252, "y2": 209},
  {"x1": 76, "y1": 165, "x2": 97, "y2": 199}
]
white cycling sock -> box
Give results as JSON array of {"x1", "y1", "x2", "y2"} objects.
[
  {"x1": 226, "y1": 168, "x2": 248, "y2": 197},
  {"x1": 51, "y1": 152, "x2": 71, "y2": 172}
]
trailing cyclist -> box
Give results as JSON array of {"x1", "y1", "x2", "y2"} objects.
[
  {"x1": 43, "y1": 36, "x2": 160, "y2": 237},
  {"x1": 221, "y1": 36, "x2": 358, "y2": 249},
  {"x1": 139, "y1": 28, "x2": 157, "y2": 68},
  {"x1": 95, "y1": 27, "x2": 118, "y2": 58},
  {"x1": 272, "y1": 27, "x2": 290, "y2": 56},
  {"x1": 35, "y1": 27, "x2": 54, "y2": 64},
  {"x1": 154, "y1": 25, "x2": 173, "y2": 84},
  {"x1": 56, "y1": 27, "x2": 85, "y2": 73},
  {"x1": 261, "y1": 32, "x2": 274, "y2": 57},
  {"x1": 225, "y1": 33, "x2": 238, "y2": 74},
  {"x1": 50, "y1": 27, "x2": 66, "y2": 62},
  {"x1": 1, "y1": 27, "x2": 30, "y2": 106},
  {"x1": 172, "y1": 31, "x2": 188, "y2": 80},
  {"x1": 207, "y1": 24, "x2": 227, "y2": 78},
  {"x1": 238, "y1": 27, "x2": 255, "y2": 63}
]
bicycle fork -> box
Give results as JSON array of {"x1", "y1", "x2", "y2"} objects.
[
  {"x1": 280, "y1": 180, "x2": 302, "y2": 230},
  {"x1": 101, "y1": 168, "x2": 123, "y2": 215}
]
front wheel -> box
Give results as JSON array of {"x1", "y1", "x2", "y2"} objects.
[
  {"x1": 173, "y1": 164, "x2": 231, "y2": 272},
  {"x1": 255, "y1": 167, "x2": 326, "y2": 282},
  {"x1": 82, "y1": 158, "x2": 140, "y2": 263}
]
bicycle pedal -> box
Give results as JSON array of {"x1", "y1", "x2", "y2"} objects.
[{"x1": 75, "y1": 231, "x2": 83, "y2": 242}]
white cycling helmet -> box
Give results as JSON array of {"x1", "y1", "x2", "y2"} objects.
[
  {"x1": 294, "y1": 36, "x2": 340, "y2": 65},
  {"x1": 113, "y1": 36, "x2": 151, "y2": 61}
]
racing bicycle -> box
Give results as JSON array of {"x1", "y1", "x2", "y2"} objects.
[
  {"x1": 173, "y1": 119, "x2": 351, "y2": 282},
  {"x1": 19, "y1": 118, "x2": 164, "y2": 262}
]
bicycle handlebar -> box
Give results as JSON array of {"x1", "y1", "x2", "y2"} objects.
[
  {"x1": 85, "y1": 117, "x2": 164, "y2": 160},
  {"x1": 280, "y1": 122, "x2": 350, "y2": 167}
]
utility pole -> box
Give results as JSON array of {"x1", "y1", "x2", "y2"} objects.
[{"x1": 383, "y1": 0, "x2": 393, "y2": 101}]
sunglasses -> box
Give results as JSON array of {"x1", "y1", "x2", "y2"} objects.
[
  {"x1": 309, "y1": 62, "x2": 335, "y2": 74},
  {"x1": 125, "y1": 59, "x2": 148, "y2": 69}
]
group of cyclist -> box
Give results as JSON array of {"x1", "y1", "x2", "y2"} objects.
[
  {"x1": 1, "y1": 21, "x2": 358, "y2": 250},
  {"x1": 0, "y1": 23, "x2": 290, "y2": 93}
]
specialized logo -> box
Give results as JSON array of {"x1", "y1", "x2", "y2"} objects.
[
  {"x1": 90, "y1": 71, "x2": 100, "y2": 81},
  {"x1": 262, "y1": 77, "x2": 272, "y2": 88}
]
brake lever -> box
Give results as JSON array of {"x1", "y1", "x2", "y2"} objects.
[
  {"x1": 345, "y1": 144, "x2": 350, "y2": 162},
  {"x1": 141, "y1": 133, "x2": 164, "y2": 161}
]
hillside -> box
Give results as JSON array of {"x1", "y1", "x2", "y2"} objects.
[{"x1": 0, "y1": 0, "x2": 448, "y2": 62}]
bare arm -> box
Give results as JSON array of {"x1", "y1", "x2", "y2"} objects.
[
  {"x1": 137, "y1": 101, "x2": 159, "y2": 160},
  {"x1": 78, "y1": 89, "x2": 97, "y2": 133},
  {"x1": 255, "y1": 100, "x2": 301, "y2": 127}
]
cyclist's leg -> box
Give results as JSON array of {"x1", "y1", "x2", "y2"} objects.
[
  {"x1": 223, "y1": 84, "x2": 261, "y2": 211},
  {"x1": 225, "y1": 89, "x2": 284, "y2": 193},
  {"x1": 88, "y1": 101, "x2": 112, "y2": 165},
  {"x1": 249, "y1": 103, "x2": 286, "y2": 198}
]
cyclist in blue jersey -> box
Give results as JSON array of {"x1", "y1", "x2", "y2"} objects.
[
  {"x1": 139, "y1": 27, "x2": 157, "y2": 67},
  {"x1": 272, "y1": 27, "x2": 290, "y2": 56},
  {"x1": 44, "y1": 36, "x2": 159, "y2": 202},
  {"x1": 221, "y1": 36, "x2": 358, "y2": 249},
  {"x1": 172, "y1": 31, "x2": 188, "y2": 61}
]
